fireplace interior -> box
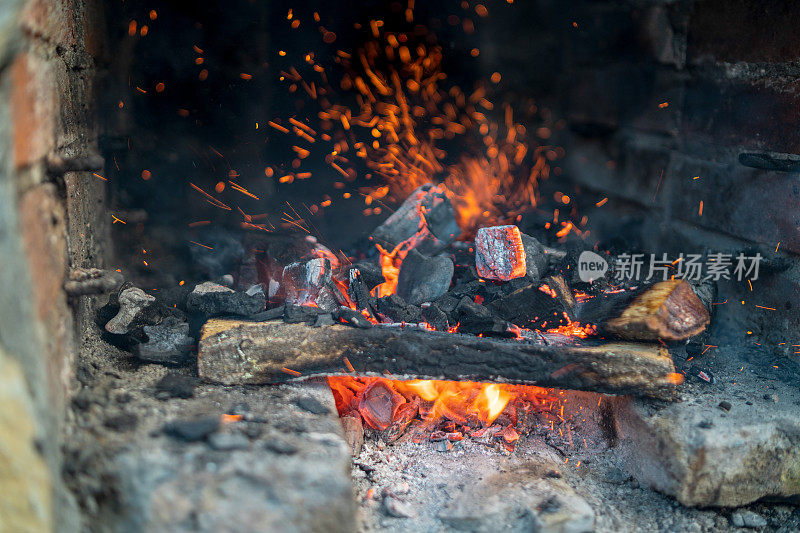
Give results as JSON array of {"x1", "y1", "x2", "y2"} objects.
[{"x1": 1, "y1": 0, "x2": 800, "y2": 531}]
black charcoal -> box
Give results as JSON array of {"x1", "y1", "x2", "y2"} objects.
[
  {"x1": 283, "y1": 257, "x2": 333, "y2": 307},
  {"x1": 371, "y1": 184, "x2": 459, "y2": 254},
  {"x1": 422, "y1": 304, "x2": 449, "y2": 331},
  {"x1": 349, "y1": 262, "x2": 385, "y2": 291},
  {"x1": 186, "y1": 282, "x2": 266, "y2": 316},
  {"x1": 396, "y1": 249, "x2": 454, "y2": 305},
  {"x1": 376, "y1": 295, "x2": 423, "y2": 323},
  {"x1": 521, "y1": 233, "x2": 548, "y2": 280},
  {"x1": 338, "y1": 307, "x2": 373, "y2": 329},
  {"x1": 284, "y1": 304, "x2": 327, "y2": 324}
]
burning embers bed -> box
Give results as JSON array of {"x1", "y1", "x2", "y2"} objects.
[
  {"x1": 328, "y1": 377, "x2": 552, "y2": 453},
  {"x1": 98, "y1": 182, "x2": 711, "y2": 454}
]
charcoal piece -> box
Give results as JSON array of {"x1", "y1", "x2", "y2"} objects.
[
  {"x1": 294, "y1": 396, "x2": 331, "y2": 415},
  {"x1": 186, "y1": 282, "x2": 266, "y2": 317},
  {"x1": 155, "y1": 373, "x2": 196, "y2": 399},
  {"x1": 432, "y1": 294, "x2": 460, "y2": 314},
  {"x1": 314, "y1": 285, "x2": 340, "y2": 312},
  {"x1": 395, "y1": 249, "x2": 454, "y2": 305},
  {"x1": 520, "y1": 233, "x2": 548, "y2": 280},
  {"x1": 313, "y1": 313, "x2": 335, "y2": 327},
  {"x1": 349, "y1": 262, "x2": 385, "y2": 291},
  {"x1": 502, "y1": 277, "x2": 533, "y2": 295},
  {"x1": 489, "y1": 283, "x2": 572, "y2": 330},
  {"x1": 250, "y1": 305, "x2": 285, "y2": 322},
  {"x1": 453, "y1": 296, "x2": 510, "y2": 336},
  {"x1": 282, "y1": 257, "x2": 332, "y2": 307},
  {"x1": 347, "y1": 268, "x2": 372, "y2": 311},
  {"x1": 105, "y1": 287, "x2": 157, "y2": 334},
  {"x1": 164, "y1": 415, "x2": 220, "y2": 442},
  {"x1": 338, "y1": 307, "x2": 373, "y2": 329},
  {"x1": 65, "y1": 267, "x2": 124, "y2": 296},
  {"x1": 376, "y1": 294, "x2": 422, "y2": 323},
  {"x1": 134, "y1": 317, "x2": 194, "y2": 365},
  {"x1": 474, "y1": 225, "x2": 527, "y2": 281},
  {"x1": 284, "y1": 304, "x2": 327, "y2": 324},
  {"x1": 422, "y1": 304, "x2": 449, "y2": 331},
  {"x1": 447, "y1": 280, "x2": 482, "y2": 299},
  {"x1": 358, "y1": 380, "x2": 406, "y2": 431},
  {"x1": 371, "y1": 184, "x2": 459, "y2": 254},
  {"x1": 208, "y1": 432, "x2": 249, "y2": 451}
]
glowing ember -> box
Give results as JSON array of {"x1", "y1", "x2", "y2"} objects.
[{"x1": 328, "y1": 376, "x2": 553, "y2": 443}]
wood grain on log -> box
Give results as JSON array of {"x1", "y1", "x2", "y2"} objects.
[
  {"x1": 578, "y1": 280, "x2": 710, "y2": 341},
  {"x1": 198, "y1": 320, "x2": 681, "y2": 400}
]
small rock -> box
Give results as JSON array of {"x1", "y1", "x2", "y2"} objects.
[
  {"x1": 698, "y1": 420, "x2": 713, "y2": 429},
  {"x1": 294, "y1": 396, "x2": 331, "y2": 415},
  {"x1": 134, "y1": 317, "x2": 194, "y2": 365},
  {"x1": 155, "y1": 373, "x2": 196, "y2": 399},
  {"x1": 731, "y1": 510, "x2": 767, "y2": 528},
  {"x1": 105, "y1": 287, "x2": 156, "y2": 334},
  {"x1": 208, "y1": 432, "x2": 250, "y2": 451},
  {"x1": 383, "y1": 495, "x2": 416, "y2": 518},
  {"x1": 164, "y1": 415, "x2": 220, "y2": 442},
  {"x1": 718, "y1": 401, "x2": 732, "y2": 412},
  {"x1": 104, "y1": 412, "x2": 138, "y2": 432},
  {"x1": 264, "y1": 437, "x2": 298, "y2": 455},
  {"x1": 396, "y1": 249, "x2": 454, "y2": 305}
]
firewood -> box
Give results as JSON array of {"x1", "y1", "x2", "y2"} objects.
[
  {"x1": 577, "y1": 280, "x2": 710, "y2": 342},
  {"x1": 197, "y1": 319, "x2": 682, "y2": 400}
]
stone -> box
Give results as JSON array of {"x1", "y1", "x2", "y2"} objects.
[
  {"x1": 155, "y1": 373, "x2": 196, "y2": 399},
  {"x1": 383, "y1": 495, "x2": 416, "y2": 518},
  {"x1": 438, "y1": 456, "x2": 594, "y2": 533},
  {"x1": 731, "y1": 510, "x2": 768, "y2": 528},
  {"x1": 105, "y1": 287, "x2": 156, "y2": 334},
  {"x1": 0, "y1": 348, "x2": 52, "y2": 532},
  {"x1": 207, "y1": 432, "x2": 250, "y2": 451},
  {"x1": 396, "y1": 249, "x2": 454, "y2": 305},
  {"x1": 134, "y1": 317, "x2": 194, "y2": 365},
  {"x1": 164, "y1": 416, "x2": 220, "y2": 442},
  {"x1": 294, "y1": 396, "x2": 331, "y2": 415},
  {"x1": 613, "y1": 369, "x2": 800, "y2": 506},
  {"x1": 186, "y1": 282, "x2": 266, "y2": 317}
]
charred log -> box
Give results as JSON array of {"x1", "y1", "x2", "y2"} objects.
[{"x1": 197, "y1": 320, "x2": 681, "y2": 400}]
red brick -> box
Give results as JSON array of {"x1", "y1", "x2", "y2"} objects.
[{"x1": 11, "y1": 53, "x2": 56, "y2": 169}]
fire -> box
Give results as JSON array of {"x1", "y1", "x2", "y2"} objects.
[{"x1": 328, "y1": 376, "x2": 552, "y2": 436}]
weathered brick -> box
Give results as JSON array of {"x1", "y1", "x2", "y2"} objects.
[
  {"x1": 688, "y1": 0, "x2": 800, "y2": 64},
  {"x1": 682, "y1": 78, "x2": 800, "y2": 154},
  {"x1": 17, "y1": 184, "x2": 73, "y2": 426},
  {"x1": 663, "y1": 154, "x2": 800, "y2": 254},
  {"x1": 11, "y1": 53, "x2": 56, "y2": 168}
]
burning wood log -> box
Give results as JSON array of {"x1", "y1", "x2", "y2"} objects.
[
  {"x1": 577, "y1": 280, "x2": 710, "y2": 342},
  {"x1": 197, "y1": 320, "x2": 682, "y2": 400}
]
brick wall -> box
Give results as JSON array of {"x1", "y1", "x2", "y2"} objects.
[
  {"x1": 0, "y1": 0, "x2": 108, "y2": 529},
  {"x1": 507, "y1": 0, "x2": 800, "y2": 358}
]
